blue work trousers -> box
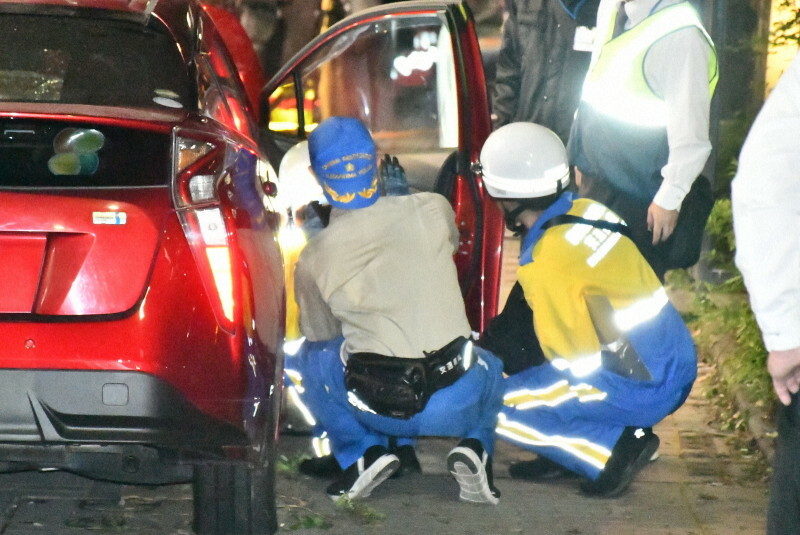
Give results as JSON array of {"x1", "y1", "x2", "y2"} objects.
[
  {"x1": 498, "y1": 305, "x2": 697, "y2": 480},
  {"x1": 295, "y1": 338, "x2": 505, "y2": 470}
]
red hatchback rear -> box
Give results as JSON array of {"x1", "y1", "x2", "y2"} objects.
[{"x1": 0, "y1": 1, "x2": 284, "y2": 533}]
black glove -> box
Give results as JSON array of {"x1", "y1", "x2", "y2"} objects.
[
  {"x1": 477, "y1": 282, "x2": 546, "y2": 375},
  {"x1": 379, "y1": 154, "x2": 410, "y2": 196},
  {"x1": 305, "y1": 200, "x2": 331, "y2": 227}
]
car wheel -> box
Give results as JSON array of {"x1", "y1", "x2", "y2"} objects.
[{"x1": 192, "y1": 459, "x2": 276, "y2": 535}]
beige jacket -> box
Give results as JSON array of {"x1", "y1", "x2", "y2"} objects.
[{"x1": 294, "y1": 193, "x2": 471, "y2": 359}]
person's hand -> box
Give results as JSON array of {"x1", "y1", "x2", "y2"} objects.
[
  {"x1": 767, "y1": 347, "x2": 800, "y2": 405},
  {"x1": 379, "y1": 154, "x2": 410, "y2": 196},
  {"x1": 647, "y1": 202, "x2": 679, "y2": 245}
]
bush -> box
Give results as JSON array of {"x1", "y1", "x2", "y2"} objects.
[
  {"x1": 772, "y1": 2, "x2": 800, "y2": 46},
  {"x1": 704, "y1": 198, "x2": 737, "y2": 273}
]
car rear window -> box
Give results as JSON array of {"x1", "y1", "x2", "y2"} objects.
[
  {"x1": 0, "y1": 119, "x2": 170, "y2": 188},
  {"x1": 0, "y1": 13, "x2": 191, "y2": 110}
]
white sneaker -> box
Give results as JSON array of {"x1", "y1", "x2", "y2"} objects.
[
  {"x1": 326, "y1": 445, "x2": 399, "y2": 501},
  {"x1": 447, "y1": 438, "x2": 500, "y2": 505}
]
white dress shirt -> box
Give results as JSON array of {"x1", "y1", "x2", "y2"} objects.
[
  {"x1": 596, "y1": 0, "x2": 714, "y2": 210},
  {"x1": 732, "y1": 52, "x2": 800, "y2": 351}
]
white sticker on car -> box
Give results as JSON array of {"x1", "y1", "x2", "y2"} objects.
[
  {"x1": 153, "y1": 96, "x2": 183, "y2": 108},
  {"x1": 93, "y1": 212, "x2": 127, "y2": 225}
]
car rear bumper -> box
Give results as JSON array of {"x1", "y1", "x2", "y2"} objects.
[{"x1": 0, "y1": 369, "x2": 247, "y2": 449}]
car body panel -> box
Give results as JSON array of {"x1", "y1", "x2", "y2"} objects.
[
  {"x1": 0, "y1": 0, "x2": 153, "y2": 12},
  {"x1": 0, "y1": 0, "x2": 284, "y2": 468},
  {"x1": 0, "y1": 104, "x2": 187, "y2": 124},
  {"x1": 0, "y1": 189, "x2": 167, "y2": 315},
  {"x1": 203, "y1": 3, "x2": 267, "y2": 119},
  {"x1": 0, "y1": 233, "x2": 47, "y2": 313}
]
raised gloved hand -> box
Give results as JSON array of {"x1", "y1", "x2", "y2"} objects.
[
  {"x1": 379, "y1": 154, "x2": 410, "y2": 196},
  {"x1": 298, "y1": 200, "x2": 331, "y2": 238}
]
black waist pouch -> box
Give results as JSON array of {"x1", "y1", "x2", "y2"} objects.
[
  {"x1": 425, "y1": 336, "x2": 471, "y2": 390},
  {"x1": 659, "y1": 175, "x2": 714, "y2": 270},
  {"x1": 345, "y1": 337, "x2": 469, "y2": 419}
]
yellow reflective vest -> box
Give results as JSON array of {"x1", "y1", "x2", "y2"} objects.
[
  {"x1": 517, "y1": 196, "x2": 665, "y2": 373},
  {"x1": 581, "y1": 2, "x2": 718, "y2": 128},
  {"x1": 567, "y1": 1, "x2": 718, "y2": 202}
]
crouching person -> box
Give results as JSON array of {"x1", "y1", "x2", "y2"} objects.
[
  {"x1": 479, "y1": 123, "x2": 697, "y2": 497},
  {"x1": 293, "y1": 117, "x2": 504, "y2": 504}
]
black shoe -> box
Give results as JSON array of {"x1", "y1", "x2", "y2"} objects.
[
  {"x1": 509, "y1": 456, "x2": 579, "y2": 481},
  {"x1": 304, "y1": 446, "x2": 419, "y2": 480},
  {"x1": 325, "y1": 445, "x2": 399, "y2": 501},
  {"x1": 299, "y1": 454, "x2": 342, "y2": 478},
  {"x1": 644, "y1": 427, "x2": 660, "y2": 462},
  {"x1": 391, "y1": 445, "x2": 422, "y2": 478},
  {"x1": 580, "y1": 427, "x2": 660, "y2": 498},
  {"x1": 447, "y1": 438, "x2": 500, "y2": 505}
]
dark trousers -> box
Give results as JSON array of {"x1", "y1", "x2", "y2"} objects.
[{"x1": 767, "y1": 394, "x2": 800, "y2": 535}]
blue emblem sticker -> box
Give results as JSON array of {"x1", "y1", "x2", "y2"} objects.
[{"x1": 92, "y1": 212, "x2": 127, "y2": 225}]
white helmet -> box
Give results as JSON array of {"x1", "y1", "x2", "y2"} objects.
[
  {"x1": 278, "y1": 140, "x2": 324, "y2": 211},
  {"x1": 479, "y1": 122, "x2": 570, "y2": 199}
]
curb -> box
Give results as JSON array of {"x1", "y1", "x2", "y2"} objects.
[
  {"x1": 669, "y1": 287, "x2": 776, "y2": 464},
  {"x1": 709, "y1": 329, "x2": 776, "y2": 464}
]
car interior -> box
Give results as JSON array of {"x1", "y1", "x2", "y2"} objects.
[{"x1": 267, "y1": 14, "x2": 459, "y2": 199}]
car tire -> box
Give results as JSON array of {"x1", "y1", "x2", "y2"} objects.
[{"x1": 192, "y1": 459, "x2": 276, "y2": 535}]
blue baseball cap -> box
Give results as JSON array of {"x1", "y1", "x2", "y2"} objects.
[{"x1": 308, "y1": 117, "x2": 379, "y2": 210}]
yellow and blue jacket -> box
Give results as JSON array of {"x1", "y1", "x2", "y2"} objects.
[{"x1": 517, "y1": 192, "x2": 695, "y2": 393}]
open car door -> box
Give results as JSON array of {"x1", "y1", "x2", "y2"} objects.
[{"x1": 261, "y1": 0, "x2": 504, "y2": 333}]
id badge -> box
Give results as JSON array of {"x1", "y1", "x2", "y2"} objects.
[{"x1": 573, "y1": 25, "x2": 595, "y2": 52}]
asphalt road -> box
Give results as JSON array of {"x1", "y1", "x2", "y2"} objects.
[{"x1": 0, "y1": 357, "x2": 769, "y2": 535}]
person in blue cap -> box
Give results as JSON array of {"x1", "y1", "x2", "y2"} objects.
[{"x1": 291, "y1": 116, "x2": 505, "y2": 504}]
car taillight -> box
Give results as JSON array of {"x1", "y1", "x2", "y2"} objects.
[{"x1": 172, "y1": 129, "x2": 237, "y2": 333}]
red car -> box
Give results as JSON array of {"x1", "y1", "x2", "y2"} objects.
[
  {"x1": 0, "y1": 0, "x2": 283, "y2": 533},
  {"x1": 0, "y1": 0, "x2": 502, "y2": 534}
]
